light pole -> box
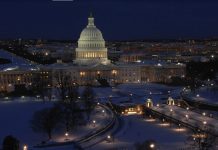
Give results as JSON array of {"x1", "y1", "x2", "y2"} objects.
[
  {"x1": 102, "y1": 109, "x2": 105, "y2": 116},
  {"x1": 185, "y1": 114, "x2": 189, "y2": 121},
  {"x1": 93, "y1": 120, "x2": 96, "y2": 127},
  {"x1": 150, "y1": 143, "x2": 155, "y2": 149},
  {"x1": 65, "y1": 132, "x2": 69, "y2": 141},
  {"x1": 23, "y1": 145, "x2": 28, "y2": 150}
]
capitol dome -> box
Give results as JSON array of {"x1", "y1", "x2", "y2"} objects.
[{"x1": 75, "y1": 13, "x2": 109, "y2": 65}]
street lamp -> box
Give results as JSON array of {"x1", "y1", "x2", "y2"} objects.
[
  {"x1": 64, "y1": 132, "x2": 69, "y2": 141},
  {"x1": 102, "y1": 109, "x2": 105, "y2": 116},
  {"x1": 150, "y1": 143, "x2": 155, "y2": 149},
  {"x1": 23, "y1": 145, "x2": 27, "y2": 150},
  {"x1": 107, "y1": 135, "x2": 113, "y2": 143},
  {"x1": 93, "y1": 120, "x2": 96, "y2": 127},
  {"x1": 185, "y1": 114, "x2": 189, "y2": 120}
]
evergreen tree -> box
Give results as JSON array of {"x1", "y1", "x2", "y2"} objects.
[{"x1": 2, "y1": 135, "x2": 19, "y2": 150}]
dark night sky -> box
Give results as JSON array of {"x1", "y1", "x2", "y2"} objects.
[{"x1": 0, "y1": 0, "x2": 218, "y2": 40}]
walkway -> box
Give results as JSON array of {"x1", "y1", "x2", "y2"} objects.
[{"x1": 147, "y1": 104, "x2": 218, "y2": 136}]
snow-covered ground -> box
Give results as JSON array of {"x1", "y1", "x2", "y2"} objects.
[
  {"x1": 93, "y1": 83, "x2": 182, "y2": 105},
  {"x1": 185, "y1": 86, "x2": 218, "y2": 104},
  {"x1": 0, "y1": 83, "x2": 194, "y2": 150},
  {"x1": 0, "y1": 100, "x2": 53, "y2": 146},
  {"x1": 0, "y1": 100, "x2": 112, "y2": 149},
  {"x1": 89, "y1": 115, "x2": 189, "y2": 150}
]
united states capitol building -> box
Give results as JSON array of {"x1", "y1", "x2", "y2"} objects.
[{"x1": 0, "y1": 14, "x2": 185, "y2": 92}]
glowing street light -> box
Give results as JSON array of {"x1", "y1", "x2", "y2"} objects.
[
  {"x1": 65, "y1": 132, "x2": 69, "y2": 137},
  {"x1": 203, "y1": 121, "x2": 207, "y2": 125},
  {"x1": 65, "y1": 132, "x2": 69, "y2": 141},
  {"x1": 150, "y1": 143, "x2": 155, "y2": 149},
  {"x1": 102, "y1": 109, "x2": 105, "y2": 116},
  {"x1": 93, "y1": 120, "x2": 96, "y2": 127},
  {"x1": 202, "y1": 112, "x2": 206, "y2": 116},
  {"x1": 107, "y1": 135, "x2": 113, "y2": 143},
  {"x1": 23, "y1": 145, "x2": 27, "y2": 150},
  {"x1": 186, "y1": 107, "x2": 189, "y2": 111}
]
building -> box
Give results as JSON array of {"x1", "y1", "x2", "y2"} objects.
[
  {"x1": 74, "y1": 13, "x2": 110, "y2": 65},
  {"x1": 0, "y1": 14, "x2": 186, "y2": 92}
]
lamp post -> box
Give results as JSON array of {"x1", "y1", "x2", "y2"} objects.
[
  {"x1": 112, "y1": 70, "x2": 117, "y2": 85},
  {"x1": 150, "y1": 143, "x2": 155, "y2": 149},
  {"x1": 107, "y1": 135, "x2": 113, "y2": 143},
  {"x1": 65, "y1": 132, "x2": 69, "y2": 141},
  {"x1": 185, "y1": 114, "x2": 189, "y2": 121},
  {"x1": 23, "y1": 145, "x2": 27, "y2": 150},
  {"x1": 170, "y1": 109, "x2": 173, "y2": 126},
  {"x1": 93, "y1": 120, "x2": 96, "y2": 127},
  {"x1": 80, "y1": 72, "x2": 85, "y2": 85},
  {"x1": 102, "y1": 109, "x2": 105, "y2": 116}
]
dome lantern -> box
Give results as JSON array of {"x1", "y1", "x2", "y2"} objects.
[{"x1": 88, "y1": 12, "x2": 95, "y2": 27}]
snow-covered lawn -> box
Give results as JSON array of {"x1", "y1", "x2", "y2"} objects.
[
  {"x1": 0, "y1": 100, "x2": 112, "y2": 149},
  {"x1": 89, "y1": 115, "x2": 189, "y2": 150},
  {"x1": 0, "y1": 100, "x2": 53, "y2": 146},
  {"x1": 93, "y1": 83, "x2": 182, "y2": 104},
  {"x1": 0, "y1": 83, "x2": 189, "y2": 150},
  {"x1": 186, "y1": 86, "x2": 218, "y2": 104}
]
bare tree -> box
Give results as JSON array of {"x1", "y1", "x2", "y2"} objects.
[
  {"x1": 82, "y1": 85, "x2": 96, "y2": 121},
  {"x1": 54, "y1": 70, "x2": 73, "y2": 102},
  {"x1": 54, "y1": 70, "x2": 84, "y2": 132},
  {"x1": 30, "y1": 106, "x2": 61, "y2": 140},
  {"x1": 32, "y1": 72, "x2": 52, "y2": 101}
]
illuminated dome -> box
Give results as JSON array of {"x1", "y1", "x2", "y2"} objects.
[{"x1": 75, "y1": 13, "x2": 109, "y2": 65}]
